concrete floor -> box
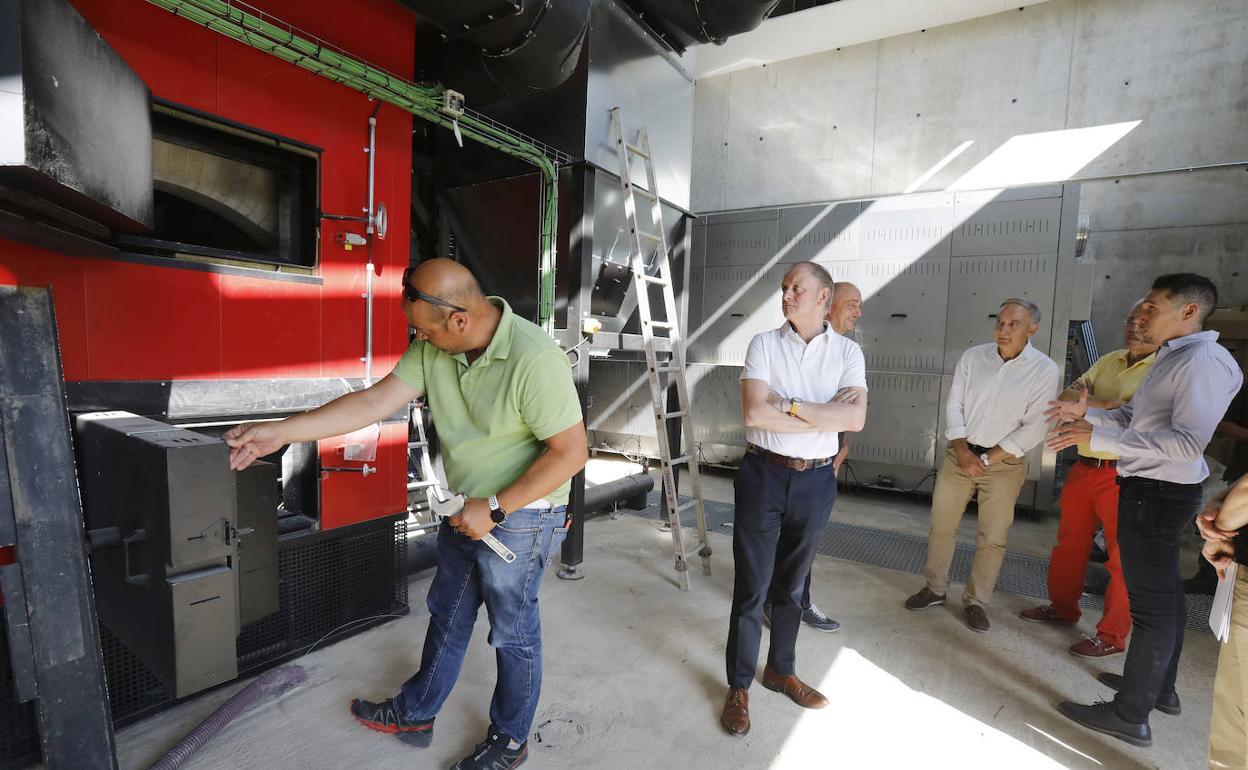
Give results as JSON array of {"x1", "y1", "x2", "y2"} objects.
[{"x1": 107, "y1": 474, "x2": 1216, "y2": 770}]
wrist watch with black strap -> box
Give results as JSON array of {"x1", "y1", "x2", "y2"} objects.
[{"x1": 488, "y1": 495, "x2": 508, "y2": 524}]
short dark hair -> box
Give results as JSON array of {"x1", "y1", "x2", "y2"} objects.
[{"x1": 1151, "y1": 273, "x2": 1218, "y2": 323}]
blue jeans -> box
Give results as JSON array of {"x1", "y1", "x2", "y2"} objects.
[
  {"x1": 395, "y1": 506, "x2": 568, "y2": 743},
  {"x1": 1113, "y1": 477, "x2": 1203, "y2": 723}
]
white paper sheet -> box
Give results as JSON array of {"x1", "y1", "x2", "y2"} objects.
[{"x1": 1211, "y1": 561, "x2": 1238, "y2": 643}]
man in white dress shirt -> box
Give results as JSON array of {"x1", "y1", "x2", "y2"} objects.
[
  {"x1": 720, "y1": 262, "x2": 868, "y2": 737},
  {"x1": 904, "y1": 299, "x2": 1059, "y2": 632},
  {"x1": 1049, "y1": 273, "x2": 1243, "y2": 749}
]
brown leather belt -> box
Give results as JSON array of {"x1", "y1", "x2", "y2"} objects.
[
  {"x1": 747, "y1": 443, "x2": 834, "y2": 472},
  {"x1": 1078, "y1": 456, "x2": 1117, "y2": 469}
]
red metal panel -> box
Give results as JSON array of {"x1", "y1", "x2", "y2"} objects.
[
  {"x1": 319, "y1": 421, "x2": 407, "y2": 529},
  {"x1": 0, "y1": 240, "x2": 91, "y2": 380},
  {"x1": 14, "y1": 0, "x2": 421, "y2": 527},
  {"x1": 83, "y1": 260, "x2": 223, "y2": 380},
  {"x1": 217, "y1": 273, "x2": 323, "y2": 379}
]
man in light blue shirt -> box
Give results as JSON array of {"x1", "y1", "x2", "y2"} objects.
[{"x1": 1048, "y1": 273, "x2": 1243, "y2": 749}]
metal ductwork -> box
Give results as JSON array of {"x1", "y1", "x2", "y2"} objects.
[
  {"x1": 625, "y1": 0, "x2": 781, "y2": 51},
  {"x1": 399, "y1": 0, "x2": 591, "y2": 95}
]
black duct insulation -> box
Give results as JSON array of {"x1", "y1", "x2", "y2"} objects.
[
  {"x1": 626, "y1": 0, "x2": 781, "y2": 50},
  {"x1": 404, "y1": 473, "x2": 654, "y2": 574},
  {"x1": 399, "y1": 0, "x2": 590, "y2": 94}
]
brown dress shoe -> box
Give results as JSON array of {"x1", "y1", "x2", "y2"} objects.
[
  {"x1": 964, "y1": 605, "x2": 990, "y2": 632},
  {"x1": 1070, "y1": 636, "x2": 1125, "y2": 658},
  {"x1": 904, "y1": 587, "x2": 946, "y2": 611},
  {"x1": 762, "y1": 668, "x2": 828, "y2": 709},
  {"x1": 720, "y1": 688, "x2": 750, "y2": 735},
  {"x1": 1019, "y1": 605, "x2": 1075, "y2": 624}
]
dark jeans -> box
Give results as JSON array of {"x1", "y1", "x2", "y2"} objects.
[
  {"x1": 727, "y1": 453, "x2": 836, "y2": 688},
  {"x1": 1114, "y1": 477, "x2": 1203, "y2": 723},
  {"x1": 395, "y1": 507, "x2": 568, "y2": 743}
]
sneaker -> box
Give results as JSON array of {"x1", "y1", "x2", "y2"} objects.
[
  {"x1": 349, "y1": 698, "x2": 434, "y2": 747},
  {"x1": 1058, "y1": 700, "x2": 1151, "y2": 747},
  {"x1": 904, "y1": 587, "x2": 946, "y2": 611},
  {"x1": 1019, "y1": 605, "x2": 1076, "y2": 625},
  {"x1": 1069, "y1": 636, "x2": 1126, "y2": 658},
  {"x1": 801, "y1": 603, "x2": 841, "y2": 633},
  {"x1": 450, "y1": 728, "x2": 528, "y2": 770}
]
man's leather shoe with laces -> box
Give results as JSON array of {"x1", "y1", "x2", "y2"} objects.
[
  {"x1": 904, "y1": 587, "x2": 946, "y2": 611},
  {"x1": 1070, "y1": 636, "x2": 1125, "y2": 658},
  {"x1": 964, "y1": 605, "x2": 990, "y2": 633},
  {"x1": 1096, "y1": 672, "x2": 1181, "y2": 715},
  {"x1": 720, "y1": 688, "x2": 750, "y2": 735},
  {"x1": 762, "y1": 668, "x2": 828, "y2": 709},
  {"x1": 1019, "y1": 605, "x2": 1076, "y2": 624},
  {"x1": 1058, "y1": 700, "x2": 1151, "y2": 747}
]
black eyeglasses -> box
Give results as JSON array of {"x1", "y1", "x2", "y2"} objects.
[{"x1": 401, "y1": 267, "x2": 467, "y2": 313}]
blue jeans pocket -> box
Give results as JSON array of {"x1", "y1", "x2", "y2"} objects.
[{"x1": 546, "y1": 526, "x2": 567, "y2": 567}]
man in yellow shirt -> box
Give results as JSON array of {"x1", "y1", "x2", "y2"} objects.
[{"x1": 1021, "y1": 302, "x2": 1157, "y2": 657}]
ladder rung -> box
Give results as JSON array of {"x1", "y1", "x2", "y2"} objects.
[
  {"x1": 639, "y1": 274, "x2": 668, "y2": 285},
  {"x1": 407, "y1": 480, "x2": 439, "y2": 490},
  {"x1": 673, "y1": 500, "x2": 698, "y2": 514},
  {"x1": 664, "y1": 455, "x2": 691, "y2": 465},
  {"x1": 408, "y1": 441, "x2": 428, "y2": 449},
  {"x1": 648, "y1": 320, "x2": 675, "y2": 329},
  {"x1": 658, "y1": 410, "x2": 688, "y2": 420},
  {"x1": 654, "y1": 365, "x2": 680, "y2": 374},
  {"x1": 636, "y1": 230, "x2": 663, "y2": 242},
  {"x1": 632, "y1": 187, "x2": 657, "y2": 200},
  {"x1": 626, "y1": 143, "x2": 650, "y2": 158}
]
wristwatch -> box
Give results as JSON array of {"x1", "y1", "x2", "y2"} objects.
[
  {"x1": 488, "y1": 495, "x2": 508, "y2": 524},
  {"x1": 979, "y1": 452, "x2": 991, "y2": 468},
  {"x1": 787, "y1": 397, "x2": 803, "y2": 417}
]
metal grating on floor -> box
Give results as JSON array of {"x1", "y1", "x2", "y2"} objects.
[{"x1": 627, "y1": 491, "x2": 1214, "y2": 633}]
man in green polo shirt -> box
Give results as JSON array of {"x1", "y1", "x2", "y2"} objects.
[{"x1": 224, "y1": 259, "x2": 586, "y2": 770}]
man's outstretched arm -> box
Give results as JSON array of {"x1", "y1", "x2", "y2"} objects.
[{"x1": 224, "y1": 373, "x2": 421, "y2": 470}]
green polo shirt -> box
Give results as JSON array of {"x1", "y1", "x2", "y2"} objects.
[{"x1": 391, "y1": 297, "x2": 582, "y2": 505}]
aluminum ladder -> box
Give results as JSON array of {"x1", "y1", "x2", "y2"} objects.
[{"x1": 609, "y1": 107, "x2": 712, "y2": 591}]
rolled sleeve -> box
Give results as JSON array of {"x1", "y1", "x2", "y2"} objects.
[{"x1": 998, "y1": 360, "x2": 1060, "y2": 456}]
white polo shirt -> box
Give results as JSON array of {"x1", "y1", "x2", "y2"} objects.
[
  {"x1": 944, "y1": 341, "x2": 1060, "y2": 457},
  {"x1": 740, "y1": 321, "x2": 867, "y2": 459}
]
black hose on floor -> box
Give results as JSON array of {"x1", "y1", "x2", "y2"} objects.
[{"x1": 147, "y1": 665, "x2": 308, "y2": 770}]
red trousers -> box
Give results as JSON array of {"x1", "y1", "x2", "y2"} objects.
[{"x1": 1047, "y1": 462, "x2": 1131, "y2": 647}]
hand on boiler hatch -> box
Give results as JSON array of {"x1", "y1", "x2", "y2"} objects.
[{"x1": 223, "y1": 421, "x2": 287, "y2": 471}]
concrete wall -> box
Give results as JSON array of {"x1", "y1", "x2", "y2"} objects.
[{"x1": 691, "y1": 0, "x2": 1248, "y2": 354}]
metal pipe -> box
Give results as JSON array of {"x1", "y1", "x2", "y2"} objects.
[{"x1": 144, "y1": 0, "x2": 568, "y2": 333}]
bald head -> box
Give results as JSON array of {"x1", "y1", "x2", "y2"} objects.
[
  {"x1": 402, "y1": 258, "x2": 500, "y2": 354},
  {"x1": 407, "y1": 258, "x2": 488, "y2": 317},
  {"x1": 828, "y1": 281, "x2": 863, "y2": 334}
]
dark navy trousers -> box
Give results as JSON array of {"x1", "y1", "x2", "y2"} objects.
[{"x1": 726, "y1": 452, "x2": 837, "y2": 689}]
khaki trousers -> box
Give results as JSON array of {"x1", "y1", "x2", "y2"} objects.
[
  {"x1": 1209, "y1": 565, "x2": 1248, "y2": 769},
  {"x1": 923, "y1": 446, "x2": 1027, "y2": 607}
]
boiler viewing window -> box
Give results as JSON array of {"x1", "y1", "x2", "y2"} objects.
[{"x1": 120, "y1": 102, "x2": 320, "y2": 269}]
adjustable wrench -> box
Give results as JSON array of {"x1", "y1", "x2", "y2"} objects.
[{"x1": 427, "y1": 488, "x2": 516, "y2": 563}]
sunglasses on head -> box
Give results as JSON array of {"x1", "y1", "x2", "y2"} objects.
[{"x1": 401, "y1": 267, "x2": 467, "y2": 313}]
